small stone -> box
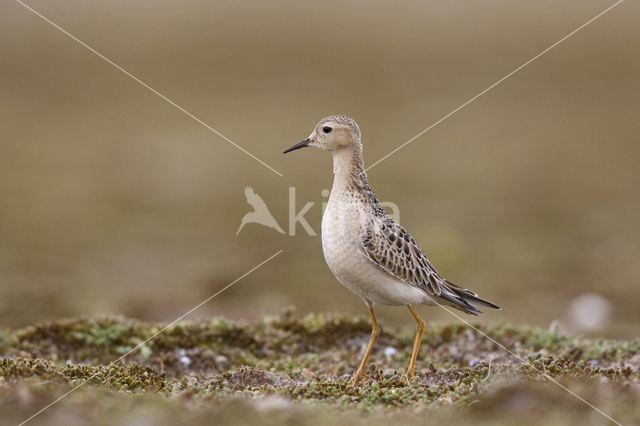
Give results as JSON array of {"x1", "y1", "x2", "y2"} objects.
[
  {"x1": 215, "y1": 355, "x2": 230, "y2": 367},
  {"x1": 569, "y1": 293, "x2": 613, "y2": 331},
  {"x1": 384, "y1": 346, "x2": 398, "y2": 357}
]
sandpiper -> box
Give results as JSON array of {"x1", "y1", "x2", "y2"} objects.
[{"x1": 283, "y1": 115, "x2": 500, "y2": 386}]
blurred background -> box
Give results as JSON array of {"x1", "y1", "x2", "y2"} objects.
[{"x1": 1, "y1": 0, "x2": 638, "y2": 338}]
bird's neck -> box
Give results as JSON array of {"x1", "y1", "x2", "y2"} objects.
[{"x1": 330, "y1": 146, "x2": 368, "y2": 193}]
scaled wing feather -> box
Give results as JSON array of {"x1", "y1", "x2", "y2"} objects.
[{"x1": 362, "y1": 218, "x2": 498, "y2": 314}]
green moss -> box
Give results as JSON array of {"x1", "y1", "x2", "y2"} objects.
[
  {"x1": 0, "y1": 357, "x2": 68, "y2": 384},
  {"x1": 0, "y1": 357, "x2": 166, "y2": 393},
  {"x1": 64, "y1": 363, "x2": 166, "y2": 392}
]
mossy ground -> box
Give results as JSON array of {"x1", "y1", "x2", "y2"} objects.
[{"x1": 1, "y1": 310, "x2": 639, "y2": 426}]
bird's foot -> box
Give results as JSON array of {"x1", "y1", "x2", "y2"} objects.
[
  {"x1": 347, "y1": 371, "x2": 370, "y2": 387},
  {"x1": 406, "y1": 367, "x2": 416, "y2": 379}
]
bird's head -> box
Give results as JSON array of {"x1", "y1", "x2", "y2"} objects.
[{"x1": 283, "y1": 115, "x2": 361, "y2": 155}]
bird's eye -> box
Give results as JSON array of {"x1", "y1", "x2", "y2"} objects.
[{"x1": 323, "y1": 126, "x2": 332, "y2": 134}]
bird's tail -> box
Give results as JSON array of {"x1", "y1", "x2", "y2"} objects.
[{"x1": 445, "y1": 280, "x2": 501, "y2": 310}]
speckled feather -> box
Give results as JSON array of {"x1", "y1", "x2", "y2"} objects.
[{"x1": 361, "y1": 211, "x2": 499, "y2": 315}]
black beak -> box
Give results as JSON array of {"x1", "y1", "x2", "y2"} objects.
[{"x1": 283, "y1": 138, "x2": 311, "y2": 154}]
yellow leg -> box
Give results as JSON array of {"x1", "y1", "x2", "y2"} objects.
[
  {"x1": 347, "y1": 306, "x2": 380, "y2": 387},
  {"x1": 407, "y1": 305, "x2": 426, "y2": 378}
]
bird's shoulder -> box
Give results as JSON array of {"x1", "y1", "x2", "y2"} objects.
[{"x1": 362, "y1": 214, "x2": 445, "y2": 293}]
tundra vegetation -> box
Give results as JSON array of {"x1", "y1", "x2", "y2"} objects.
[{"x1": 1, "y1": 309, "x2": 638, "y2": 426}]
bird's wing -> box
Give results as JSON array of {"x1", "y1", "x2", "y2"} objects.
[
  {"x1": 245, "y1": 186, "x2": 271, "y2": 213},
  {"x1": 361, "y1": 217, "x2": 499, "y2": 315},
  {"x1": 245, "y1": 186, "x2": 256, "y2": 201}
]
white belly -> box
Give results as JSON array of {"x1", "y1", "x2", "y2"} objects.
[{"x1": 321, "y1": 192, "x2": 433, "y2": 307}]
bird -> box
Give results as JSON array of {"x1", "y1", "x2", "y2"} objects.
[
  {"x1": 236, "y1": 186, "x2": 285, "y2": 235},
  {"x1": 283, "y1": 115, "x2": 499, "y2": 387}
]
